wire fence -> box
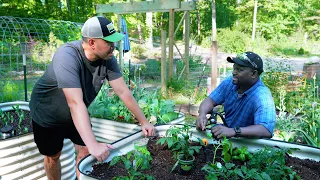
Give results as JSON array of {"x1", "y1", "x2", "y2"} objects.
[
  {"x1": 0, "y1": 16, "x2": 82, "y2": 102},
  {"x1": 0, "y1": 17, "x2": 319, "y2": 103}
]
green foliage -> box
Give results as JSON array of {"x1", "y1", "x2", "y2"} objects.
[
  {"x1": 296, "y1": 76, "x2": 320, "y2": 147},
  {"x1": 202, "y1": 137, "x2": 300, "y2": 180},
  {"x1": 274, "y1": 87, "x2": 303, "y2": 142},
  {"x1": 247, "y1": 147, "x2": 299, "y2": 179},
  {"x1": 261, "y1": 57, "x2": 319, "y2": 147},
  {"x1": 130, "y1": 42, "x2": 147, "y2": 59},
  {"x1": 232, "y1": 147, "x2": 253, "y2": 162},
  {"x1": 0, "y1": 81, "x2": 20, "y2": 102},
  {"x1": 165, "y1": 56, "x2": 209, "y2": 105},
  {"x1": 88, "y1": 83, "x2": 178, "y2": 124},
  {"x1": 261, "y1": 58, "x2": 292, "y2": 107},
  {"x1": 156, "y1": 125, "x2": 202, "y2": 161},
  {"x1": 217, "y1": 28, "x2": 248, "y2": 53},
  {"x1": 12, "y1": 104, "x2": 25, "y2": 128},
  {"x1": 269, "y1": 36, "x2": 311, "y2": 57},
  {"x1": 166, "y1": 76, "x2": 186, "y2": 92},
  {"x1": 31, "y1": 32, "x2": 64, "y2": 64},
  {"x1": 109, "y1": 145, "x2": 155, "y2": 180},
  {"x1": 89, "y1": 86, "x2": 133, "y2": 122}
]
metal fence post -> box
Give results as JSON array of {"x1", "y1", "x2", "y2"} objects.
[{"x1": 23, "y1": 54, "x2": 28, "y2": 102}]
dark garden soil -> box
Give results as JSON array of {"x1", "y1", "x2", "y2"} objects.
[
  {"x1": 0, "y1": 110, "x2": 33, "y2": 139},
  {"x1": 90, "y1": 137, "x2": 320, "y2": 180}
]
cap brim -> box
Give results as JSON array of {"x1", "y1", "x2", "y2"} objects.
[
  {"x1": 103, "y1": 32, "x2": 125, "y2": 42},
  {"x1": 227, "y1": 57, "x2": 250, "y2": 67}
]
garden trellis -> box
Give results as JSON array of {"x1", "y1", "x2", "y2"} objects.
[{"x1": 0, "y1": 16, "x2": 82, "y2": 102}]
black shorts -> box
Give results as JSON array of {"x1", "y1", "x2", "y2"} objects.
[{"x1": 32, "y1": 120, "x2": 85, "y2": 156}]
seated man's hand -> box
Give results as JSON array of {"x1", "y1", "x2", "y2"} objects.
[
  {"x1": 196, "y1": 115, "x2": 208, "y2": 131},
  {"x1": 211, "y1": 125, "x2": 236, "y2": 139},
  {"x1": 141, "y1": 121, "x2": 155, "y2": 136}
]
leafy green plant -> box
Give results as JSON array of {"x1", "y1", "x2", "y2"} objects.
[
  {"x1": 247, "y1": 147, "x2": 300, "y2": 180},
  {"x1": 217, "y1": 28, "x2": 248, "y2": 53},
  {"x1": 294, "y1": 75, "x2": 320, "y2": 147},
  {"x1": 88, "y1": 83, "x2": 178, "y2": 124},
  {"x1": 0, "y1": 109, "x2": 7, "y2": 126},
  {"x1": 0, "y1": 81, "x2": 20, "y2": 102},
  {"x1": 232, "y1": 147, "x2": 253, "y2": 162},
  {"x1": 156, "y1": 124, "x2": 202, "y2": 172},
  {"x1": 30, "y1": 32, "x2": 64, "y2": 65},
  {"x1": 12, "y1": 104, "x2": 25, "y2": 129},
  {"x1": 157, "y1": 125, "x2": 202, "y2": 159},
  {"x1": 274, "y1": 86, "x2": 304, "y2": 142},
  {"x1": 202, "y1": 137, "x2": 300, "y2": 180},
  {"x1": 109, "y1": 146, "x2": 155, "y2": 180},
  {"x1": 130, "y1": 42, "x2": 147, "y2": 59}
]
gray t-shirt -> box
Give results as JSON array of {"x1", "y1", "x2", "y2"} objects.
[{"x1": 30, "y1": 40, "x2": 122, "y2": 127}]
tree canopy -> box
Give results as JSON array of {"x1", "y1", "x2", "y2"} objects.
[{"x1": 0, "y1": 0, "x2": 319, "y2": 42}]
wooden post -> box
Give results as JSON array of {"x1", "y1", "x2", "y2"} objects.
[
  {"x1": 117, "y1": 14, "x2": 124, "y2": 71},
  {"x1": 252, "y1": 0, "x2": 258, "y2": 40},
  {"x1": 184, "y1": 11, "x2": 190, "y2": 79},
  {"x1": 211, "y1": 0, "x2": 218, "y2": 90},
  {"x1": 168, "y1": 9, "x2": 174, "y2": 79},
  {"x1": 146, "y1": 0, "x2": 153, "y2": 48},
  {"x1": 161, "y1": 30, "x2": 167, "y2": 94}
]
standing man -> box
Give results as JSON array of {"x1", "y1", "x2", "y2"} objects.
[
  {"x1": 196, "y1": 52, "x2": 276, "y2": 139},
  {"x1": 30, "y1": 16, "x2": 155, "y2": 180}
]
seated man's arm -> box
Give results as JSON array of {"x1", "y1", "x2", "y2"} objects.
[
  {"x1": 196, "y1": 97, "x2": 217, "y2": 131},
  {"x1": 211, "y1": 124, "x2": 272, "y2": 139},
  {"x1": 239, "y1": 124, "x2": 272, "y2": 138}
]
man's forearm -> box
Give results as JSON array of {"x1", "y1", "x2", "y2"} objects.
[
  {"x1": 240, "y1": 125, "x2": 272, "y2": 138},
  {"x1": 69, "y1": 102, "x2": 98, "y2": 147},
  {"x1": 198, "y1": 97, "x2": 215, "y2": 117}
]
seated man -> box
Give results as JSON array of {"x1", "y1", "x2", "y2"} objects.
[{"x1": 196, "y1": 51, "x2": 276, "y2": 139}]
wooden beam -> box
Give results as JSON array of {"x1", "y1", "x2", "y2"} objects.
[
  {"x1": 161, "y1": 30, "x2": 167, "y2": 94},
  {"x1": 96, "y1": 0, "x2": 196, "y2": 14},
  {"x1": 184, "y1": 11, "x2": 190, "y2": 79},
  {"x1": 117, "y1": 14, "x2": 124, "y2": 71},
  {"x1": 168, "y1": 9, "x2": 174, "y2": 79}
]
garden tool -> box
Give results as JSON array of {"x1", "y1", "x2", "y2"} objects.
[
  {"x1": 206, "y1": 109, "x2": 228, "y2": 129},
  {"x1": 0, "y1": 124, "x2": 13, "y2": 140}
]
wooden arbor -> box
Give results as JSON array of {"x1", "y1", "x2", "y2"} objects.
[{"x1": 96, "y1": 0, "x2": 196, "y2": 92}]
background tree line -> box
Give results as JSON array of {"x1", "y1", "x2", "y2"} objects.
[{"x1": 0, "y1": 0, "x2": 319, "y2": 54}]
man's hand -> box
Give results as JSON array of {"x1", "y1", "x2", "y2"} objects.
[
  {"x1": 140, "y1": 121, "x2": 155, "y2": 136},
  {"x1": 88, "y1": 143, "x2": 115, "y2": 162},
  {"x1": 211, "y1": 125, "x2": 236, "y2": 139},
  {"x1": 196, "y1": 115, "x2": 208, "y2": 131}
]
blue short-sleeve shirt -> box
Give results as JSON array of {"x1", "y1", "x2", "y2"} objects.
[{"x1": 209, "y1": 76, "x2": 276, "y2": 134}]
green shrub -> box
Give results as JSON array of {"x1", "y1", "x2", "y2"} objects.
[
  {"x1": 0, "y1": 81, "x2": 20, "y2": 102},
  {"x1": 217, "y1": 28, "x2": 248, "y2": 53},
  {"x1": 131, "y1": 42, "x2": 147, "y2": 59},
  {"x1": 167, "y1": 76, "x2": 186, "y2": 92}
]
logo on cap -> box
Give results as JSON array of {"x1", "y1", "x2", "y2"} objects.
[{"x1": 106, "y1": 23, "x2": 115, "y2": 34}]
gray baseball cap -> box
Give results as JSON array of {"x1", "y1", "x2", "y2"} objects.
[{"x1": 81, "y1": 16, "x2": 124, "y2": 42}]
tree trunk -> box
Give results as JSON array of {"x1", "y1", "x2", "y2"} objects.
[
  {"x1": 136, "y1": 14, "x2": 144, "y2": 44},
  {"x1": 211, "y1": 0, "x2": 218, "y2": 90},
  {"x1": 146, "y1": 11, "x2": 153, "y2": 48},
  {"x1": 197, "y1": 6, "x2": 201, "y2": 41},
  {"x1": 252, "y1": 0, "x2": 258, "y2": 40}
]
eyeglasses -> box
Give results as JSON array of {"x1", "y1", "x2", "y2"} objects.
[{"x1": 236, "y1": 53, "x2": 258, "y2": 69}]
